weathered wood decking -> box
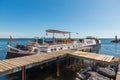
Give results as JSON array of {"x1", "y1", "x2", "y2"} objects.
[
  {"x1": 0, "y1": 49, "x2": 74, "y2": 76},
  {"x1": 0, "y1": 47, "x2": 119, "y2": 78},
  {"x1": 69, "y1": 51, "x2": 114, "y2": 63}
]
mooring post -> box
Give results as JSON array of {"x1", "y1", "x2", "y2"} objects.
[
  {"x1": 57, "y1": 57, "x2": 60, "y2": 77},
  {"x1": 66, "y1": 54, "x2": 70, "y2": 66},
  {"x1": 81, "y1": 59, "x2": 84, "y2": 67},
  {"x1": 69, "y1": 56, "x2": 71, "y2": 65},
  {"x1": 90, "y1": 48, "x2": 91, "y2": 52},
  {"x1": 22, "y1": 66, "x2": 26, "y2": 80},
  {"x1": 65, "y1": 55, "x2": 68, "y2": 66}
]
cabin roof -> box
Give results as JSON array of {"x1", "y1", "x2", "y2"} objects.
[{"x1": 46, "y1": 29, "x2": 70, "y2": 34}]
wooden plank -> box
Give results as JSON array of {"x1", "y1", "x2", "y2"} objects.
[
  {"x1": 20, "y1": 56, "x2": 39, "y2": 63},
  {"x1": 70, "y1": 51, "x2": 114, "y2": 63},
  {"x1": 8, "y1": 59, "x2": 28, "y2": 66},
  {"x1": 18, "y1": 58, "x2": 33, "y2": 64},
  {"x1": 11, "y1": 59, "x2": 30, "y2": 65},
  {"x1": 105, "y1": 56, "x2": 113, "y2": 62},
  {"x1": 100, "y1": 55, "x2": 105, "y2": 60},
  {"x1": 105, "y1": 56, "x2": 110, "y2": 62},
  {"x1": 3, "y1": 59, "x2": 23, "y2": 67},
  {"x1": 108, "y1": 56, "x2": 114, "y2": 62},
  {"x1": 95, "y1": 55, "x2": 103, "y2": 60},
  {"x1": 101, "y1": 55, "x2": 109, "y2": 62},
  {"x1": 0, "y1": 68, "x2": 6, "y2": 72},
  {"x1": 0, "y1": 61, "x2": 16, "y2": 68},
  {"x1": 0, "y1": 62, "x2": 13, "y2": 70},
  {"x1": 105, "y1": 56, "x2": 110, "y2": 61},
  {"x1": 0, "y1": 64, "x2": 10, "y2": 72},
  {"x1": 102, "y1": 55, "x2": 107, "y2": 61},
  {"x1": 0, "y1": 63, "x2": 12, "y2": 72}
]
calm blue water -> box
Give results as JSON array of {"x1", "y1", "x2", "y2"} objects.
[
  {"x1": 99, "y1": 38, "x2": 120, "y2": 57},
  {"x1": 0, "y1": 38, "x2": 120, "y2": 80}
]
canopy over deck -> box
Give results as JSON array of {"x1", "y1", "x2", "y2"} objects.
[
  {"x1": 46, "y1": 29, "x2": 71, "y2": 43},
  {"x1": 46, "y1": 29, "x2": 70, "y2": 34}
]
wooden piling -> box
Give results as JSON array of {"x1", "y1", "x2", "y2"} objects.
[
  {"x1": 22, "y1": 66, "x2": 26, "y2": 80},
  {"x1": 65, "y1": 54, "x2": 71, "y2": 66},
  {"x1": 69, "y1": 56, "x2": 72, "y2": 65},
  {"x1": 57, "y1": 57, "x2": 60, "y2": 77},
  {"x1": 65, "y1": 55, "x2": 69, "y2": 66},
  {"x1": 81, "y1": 59, "x2": 84, "y2": 68},
  {"x1": 90, "y1": 48, "x2": 92, "y2": 52}
]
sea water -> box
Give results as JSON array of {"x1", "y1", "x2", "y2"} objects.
[
  {"x1": 99, "y1": 38, "x2": 120, "y2": 57},
  {"x1": 0, "y1": 38, "x2": 120, "y2": 80}
]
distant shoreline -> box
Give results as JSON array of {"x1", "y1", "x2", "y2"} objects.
[{"x1": 0, "y1": 38, "x2": 116, "y2": 39}]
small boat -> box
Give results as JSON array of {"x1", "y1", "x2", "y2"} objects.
[
  {"x1": 111, "y1": 35, "x2": 120, "y2": 43},
  {"x1": 6, "y1": 29, "x2": 101, "y2": 58}
]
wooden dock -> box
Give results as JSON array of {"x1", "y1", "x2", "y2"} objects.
[
  {"x1": 0, "y1": 47, "x2": 119, "y2": 80},
  {"x1": 69, "y1": 51, "x2": 114, "y2": 63},
  {"x1": 0, "y1": 49, "x2": 74, "y2": 76}
]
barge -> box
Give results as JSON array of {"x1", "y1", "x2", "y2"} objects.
[{"x1": 6, "y1": 29, "x2": 101, "y2": 58}]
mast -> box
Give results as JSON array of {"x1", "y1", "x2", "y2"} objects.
[
  {"x1": 42, "y1": 37, "x2": 44, "y2": 45},
  {"x1": 35, "y1": 37, "x2": 39, "y2": 46},
  {"x1": 53, "y1": 33, "x2": 55, "y2": 44},
  {"x1": 69, "y1": 32, "x2": 71, "y2": 39}
]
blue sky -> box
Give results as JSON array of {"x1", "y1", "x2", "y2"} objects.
[{"x1": 0, "y1": 0, "x2": 120, "y2": 38}]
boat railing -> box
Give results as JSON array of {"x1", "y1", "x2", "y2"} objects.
[{"x1": 38, "y1": 42, "x2": 88, "y2": 52}]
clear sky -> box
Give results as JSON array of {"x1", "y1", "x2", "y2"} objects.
[{"x1": 0, "y1": 0, "x2": 120, "y2": 38}]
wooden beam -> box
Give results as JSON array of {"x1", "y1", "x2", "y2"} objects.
[
  {"x1": 22, "y1": 66, "x2": 26, "y2": 80},
  {"x1": 57, "y1": 57, "x2": 60, "y2": 77},
  {"x1": 65, "y1": 55, "x2": 69, "y2": 66}
]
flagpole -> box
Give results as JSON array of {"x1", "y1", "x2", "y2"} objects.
[
  {"x1": 69, "y1": 32, "x2": 71, "y2": 39},
  {"x1": 10, "y1": 36, "x2": 14, "y2": 45}
]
